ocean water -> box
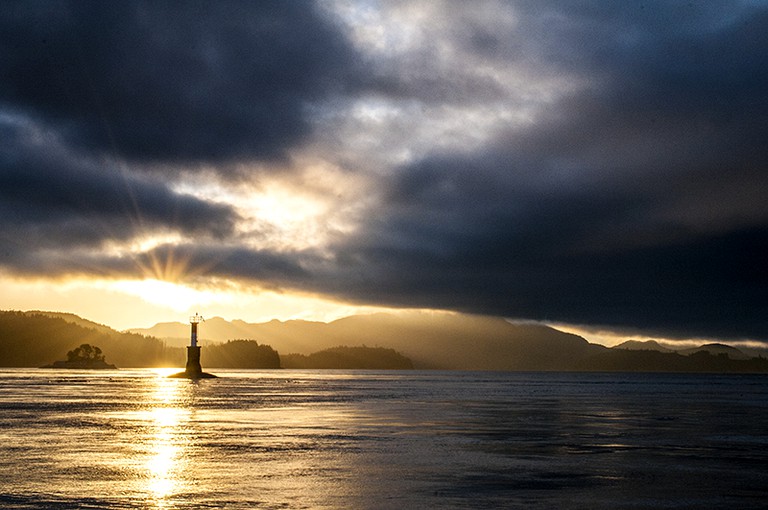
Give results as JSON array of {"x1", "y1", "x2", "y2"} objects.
[{"x1": 0, "y1": 369, "x2": 766, "y2": 509}]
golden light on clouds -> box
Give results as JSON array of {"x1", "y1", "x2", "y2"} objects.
[
  {"x1": 2, "y1": 1, "x2": 765, "y2": 349},
  {"x1": 135, "y1": 246, "x2": 195, "y2": 283},
  {"x1": 169, "y1": 161, "x2": 366, "y2": 252},
  {"x1": 112, "y1": 279, "x2": 221, "y2": 312}
]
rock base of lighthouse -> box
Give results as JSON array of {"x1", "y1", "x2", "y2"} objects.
[{"x1": 169, "y1": 346, "x2": 217, "y2": 379}]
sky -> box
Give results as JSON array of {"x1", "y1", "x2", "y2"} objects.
[{"x1": 0, "y1": 1, "x2": 766, "y2": 344}]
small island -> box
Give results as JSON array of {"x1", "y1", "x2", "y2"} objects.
[{"x1": 41, "y1": 343, "x2": 117, "y2": 369}]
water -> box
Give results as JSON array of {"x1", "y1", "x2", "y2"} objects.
[{"x1": 0, "y1": 369, "x2": 767, "y2": 509}]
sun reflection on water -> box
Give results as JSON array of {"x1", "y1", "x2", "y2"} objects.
[{"x1": 143, "y1": 375, "x2": 192, "y2": 508}]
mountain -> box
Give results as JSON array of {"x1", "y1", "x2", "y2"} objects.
[
  {"x1": 131, "y1": 311, "x2": 768, "y2": 372},
  {"x1": 0, "y1": 311, "x2": 179, "y2": 367},
  {"x1": 25, "y1": 311, "x2": 118, "y2": 335},
  {"x1": 612, "y1": 340, "x2": 755, "y2": 361},
  {"x1": 577, "y1": 348, "x2": 768, "y2": 372},
  {"x1": 131, "y1": 312, "x2": 607, "y2": 370},
  {"x1": 204, "y1": 340, "x2": 281, "y2": 369},
  {"x1": 329, "y1": 314, "x2": 609, "y2": 370},
  {"x1": 6, "y1": 309, "x2": 765, "y2": 372},
  {"x1": 130, "y1": 316, "x2": 330, "y2": 349},
  {"x1": 613, "y1": 340, "x2": 674, "y2": 352},
  {"x1": 1, "y1": 311, "x2": 414, "y2": 370},
  {"x1": 282, "y1": 346, "x2": 414, "y2": 370},
  {"x1": 677, "y1": 343, "x2": 751, "y2": 360}
]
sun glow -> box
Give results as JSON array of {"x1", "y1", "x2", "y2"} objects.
[
  {"x1": 113, "y1": 279, "x2": 221, "y2": 312},
  {"x1": 235, "y1": 180, "x2": 348, "y2": 250},
  {"x1": 170, "y1": 164, "x2": 364, "y2": 251},
  {"x1": 0, "y1": 271, "x2": 415, "y2": 331}
]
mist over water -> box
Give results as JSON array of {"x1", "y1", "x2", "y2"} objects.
[{"x1": 0, "y1": 369, "x2": 767, "y2": 509}]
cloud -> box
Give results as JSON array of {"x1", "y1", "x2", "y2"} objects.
[
  {"x1": 0, "y1": 120, "x2": 238, "y2": 273},
  {"x1": 1, "y1": 1, "x2": 766, "y2": 342},
  {"x1": 315, "y1": 1, "x2": 768, "y2": 340},
  {"x1": 0, "y1": 0, "x2": 359, "y2": 166}
]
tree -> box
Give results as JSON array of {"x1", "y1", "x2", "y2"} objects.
[{"x1": 66, "y1": 344, "x2": 105, "y2": 363}]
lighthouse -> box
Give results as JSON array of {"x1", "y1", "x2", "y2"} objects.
[{"x1": 169, "y1": 313, "x2": 216, "y2": 378}]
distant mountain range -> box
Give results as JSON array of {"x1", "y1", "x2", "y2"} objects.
[
  {"x1": 129, "y1": 312, "x2": 768, "y2": 372},
  {"x1": 129, "y1": 312, "x2": 601, "y2": 370},
  {"x1": 2, "y1": 309, "x2": 765, "y2": 372},
  {"x1": 612, "y1": 339, "x2": 759, "y2": 360},
  {"x1": 613, "y1": 340, "x2": 675, "y2": 352}
]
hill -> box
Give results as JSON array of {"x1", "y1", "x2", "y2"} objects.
[
  {"x1": 26, "y1": 311, "x2": 118, "y2": 336},
  {"x1": 0, "y1": 311, "x2": 179, "y2": 367},
  {"x1": 677, "y1": 343, "x2": 751, "y2": 360},
  {"x1": 132, "y1": 312, "x2": 607, "y2": 370},
  {"x1": 132, "y1": 311, "x2": 768, "y2": 372},
  {"x1": 578, "y1": 348, "x2": 768, "y2": 372},
  {"x1": 130, "y1": 316, "x2": 330, "y2": 349},
  {"x1": 613, "y1": 340, "x2": 754, "y2": 361},
  {"x1": 613, "y1": 340, "x2": 674, "y2": 352},
  {"x1": 7, "y1": 310, "x2": 767, "y2": 372},
  {"x1": 282, "y1": 346, "x2": 414, "y2": 370},
  {"x1": 1, "y1": 311, "x2": 414, "y2": 370},
  {"x1": 204, "y1": 340, "x2": 281, "y2": 369}
]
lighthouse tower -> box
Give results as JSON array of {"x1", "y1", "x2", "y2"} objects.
[
  {"x1": 185, "y1": 313, "x2": 203, "y2": 374},
  {"x1": 169, "y1": 312, "x2": 216, "y2": 378}
]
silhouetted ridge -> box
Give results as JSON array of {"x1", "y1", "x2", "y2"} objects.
[
  {"x1": 578, "y1": 349, "x2": 768, "y2": 372},
  {"x1": 132, "y1": 312, "x2": 605, "y2": 370},
  {"x1": 282, "y1": 346, "x2": 413, "y2": 369},
  {"x1": 204, "y1": 340, "x2": 280, "y2": 369},
  {"x1": 6, "y1": 310, "x2": 767, "y2": 372},
  {"x1": 0, "y1": 311, "x2": 176, "y2": 367},
  {"x1": 678, "y1": 343, "x2": 750, "y2": 360},
  {"x1": 131, "y1": 311, "x2": 768, "y2": 372},
  {"x1": 613, "y1": 340, "x2": 674, "y2": 352}
]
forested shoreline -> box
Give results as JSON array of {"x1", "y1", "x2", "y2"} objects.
[
  {"x1": 2, "y1": 310, "x2": 767, "y2": 373},
  {"x1": 0, "y1": 311, "x2": 410, "y2": 370}
]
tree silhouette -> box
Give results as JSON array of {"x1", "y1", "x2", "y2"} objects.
[{"x1": 66, "y1": 344, "x2": 105, "y2": 363}]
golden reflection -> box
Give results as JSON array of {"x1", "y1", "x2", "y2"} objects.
[{"x1": 144, "y1": 375, "x2": 191, "y2": 508}]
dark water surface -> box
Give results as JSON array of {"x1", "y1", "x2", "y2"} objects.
[{"x1": 0, "y1": 369, "x2": 766, "y2": 509}]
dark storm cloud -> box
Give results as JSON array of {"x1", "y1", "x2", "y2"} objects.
[
  {"x1": 2, "y1": 0, "x2": 766, "y2": 342},
  {"x1": 0, "y1": 0, "x2": 357, "y2": 165},
  {"x1": 323, "y1": 1, "x2": 768, "y2": 340},
  {"x1": 0, "y1": 0, "x2": 353, "y2": 275},
  {"x1": 147, "y1": 243, "x2": 312, "y2": 282},
  {"x1": 0, "y1": 121, "x2": 238, "y2": 273},
  {"x1": 66, "y1": 242, "x2": 315, "y2": 285}
]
